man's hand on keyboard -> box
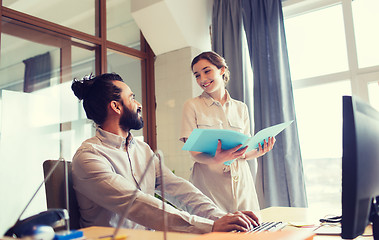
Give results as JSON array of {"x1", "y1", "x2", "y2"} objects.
[{"x1": 212, "y1": 211, "x2": 260, "y2": 232}]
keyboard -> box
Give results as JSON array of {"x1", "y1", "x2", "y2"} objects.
[{"x1": 249, "y1": 221, "x2": 287, "y2": 232}]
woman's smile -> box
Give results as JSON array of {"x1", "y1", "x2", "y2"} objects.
[{"x1": 202, "y1": 80, "x2": 214, "y2": 88}]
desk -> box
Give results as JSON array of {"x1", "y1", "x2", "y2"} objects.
[
  {"x1": 80, "y1": 207, "x2": 373, "y2": 240},
  {"x1": 260, "y1": 207, "x2": 373, "y2": 240},
  {"x1": 80, "y1": 226, "x2": 199, "y2": 240}
]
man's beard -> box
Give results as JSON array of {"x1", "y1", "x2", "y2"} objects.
[{"x1": 119, "y1": 104, "x2": 144, "y2": 132}]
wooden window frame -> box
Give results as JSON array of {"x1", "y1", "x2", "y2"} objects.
[{"x1": 0, "y1": 0, "x2": 157, "y2": 150}]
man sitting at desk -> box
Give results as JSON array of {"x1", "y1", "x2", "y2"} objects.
[{"x1": 71, "y1": 73, "x2": 259, "y2": 233}]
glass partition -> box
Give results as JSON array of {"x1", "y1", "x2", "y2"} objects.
[
  {"x1": 0, "y1": 1, "x2": 154, "y2": 234},
  {"x1": 0, "y1": 20, "x2": 96, "y2": 234},
  {"x1": 0, "y1": 31, "x2": 61, "y2": 229},
  {"x1": 3, "y1": 0, "x2": 96, "y2": 35},
  {"x1": 107, "y1": 50, "x2": 143, "y2": 138},
  {"x1": 107, "y1": 0, "x2": 140, "y2": 49}
]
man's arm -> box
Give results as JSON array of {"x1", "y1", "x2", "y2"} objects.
[
  {"x1": 154, "y1": 159, "x2": 260, "y2": 232},
  {"x1": 73, "y1": 148, "x2": 214, "y2": 233}
]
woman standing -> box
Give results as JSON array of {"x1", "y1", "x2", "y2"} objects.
[{"x1": 180, "y1": 51, "x2": 275, "y2": 213}]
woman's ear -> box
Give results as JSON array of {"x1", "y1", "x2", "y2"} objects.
[{"x1": 220, "y1": 66, "x2": 226, "y2": 76}]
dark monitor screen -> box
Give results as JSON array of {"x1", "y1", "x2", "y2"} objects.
[{"x1": 342, "y1": 95, "x2": 379, "y2": 239}]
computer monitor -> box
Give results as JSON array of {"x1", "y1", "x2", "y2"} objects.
[{"x1": 342, "y1": 95, "x2": 379, "y2": 239}]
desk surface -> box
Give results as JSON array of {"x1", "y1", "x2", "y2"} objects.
[
  {"x1": 261, "y1": 207, "x2": 373, "y2": 240},
  {"x1": 80, "y1": 226, "x2": 199, "y2": 240},
  {"x1": 80, "y1": 207, "x2": 373, "y2": 240}
]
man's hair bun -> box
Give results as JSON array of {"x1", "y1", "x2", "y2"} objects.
[{"x1": 71, "y1": 74, "x2": 94, "y2": 100}]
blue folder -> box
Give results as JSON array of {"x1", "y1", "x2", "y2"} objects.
[{"x1": 182, "y1": 120, "x2": 294, "y2": 165}]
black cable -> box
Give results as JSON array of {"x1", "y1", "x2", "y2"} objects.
[{"x1": 319, "y1": 215, "x2": 342, "y2": 223}]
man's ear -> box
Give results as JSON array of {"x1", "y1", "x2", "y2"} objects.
[{"x1": 110, "y1": 100, "x2": 121, "y2": 114}]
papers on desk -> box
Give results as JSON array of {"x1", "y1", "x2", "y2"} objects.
[
  {"x1": 182, "y1": 120, "x2": 294, "y2": 165},
  {"x1": 313, "y1": 224, "x2": 341, "y2": 235},
  {"x1": 189, "y1": 231, "x2": 315, "y2": 240}
]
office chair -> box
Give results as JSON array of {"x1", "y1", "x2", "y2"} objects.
[{"x1": 43, "y1": 159, "x2": 81, "y2": 230}]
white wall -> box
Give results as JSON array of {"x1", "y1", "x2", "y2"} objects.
[
  {"x1": 131, "y1": 0, "x2": 213, "y2": 55},
  {"x1": 155, "y1": 47, "x2": 203, "y2": 179}
]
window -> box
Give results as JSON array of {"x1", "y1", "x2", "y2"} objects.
[
  {"x1": 0, "y1": 1, "x2": 155, "y2": 234},
  {"x1": 352, "y1": 0, "x2": 379, "y2": 68},
  {"x1": 283, "y1": 0, "x2": 379, "y2": 210},
  {"x1": 285, "y1": 3, "x2": 348, "y2": 81}
]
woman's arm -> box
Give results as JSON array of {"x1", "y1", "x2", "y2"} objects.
[{"x1": 184, "y1": 139, "x2": 248, "y2": 165}]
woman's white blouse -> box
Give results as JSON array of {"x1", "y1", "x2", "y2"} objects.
[{"x1": 180, "y1": 91, "x2": 260, "y2": 213}]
